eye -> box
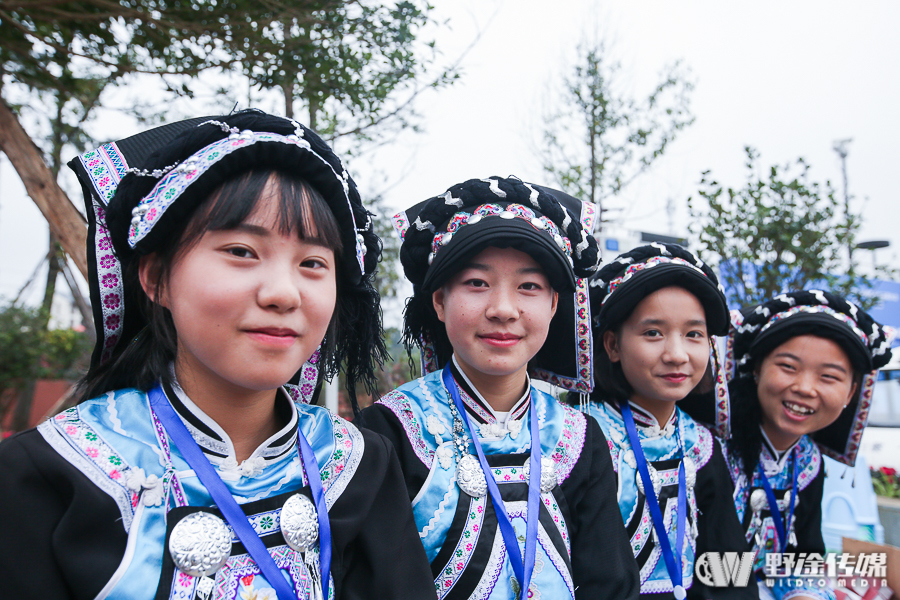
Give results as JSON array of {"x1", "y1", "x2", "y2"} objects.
[
  {"x1": 464, "y1": 278, "x2": 488, "y2": 288},
  {"x1": 643, "y1": 329, "x2": 662, "y2": 338},
  {"x1": 777, "y1": 362, "x2": 797, "y2": 372},
  {"x1": 686, "y1": 330, "x2": 707, "y2": 339},
  {"x1": 300, "y1": 257, "x2": 329, "y2": 270},
  {"x1": 520, "y1": 281, "x2": 544, "y2": 291},
  {"x1": 225, "y1": 246, "x2": 255, "y2": 259}
]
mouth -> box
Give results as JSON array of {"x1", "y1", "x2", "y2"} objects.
[
  {"x1": 660, "y1": 373, "x2": 690, "y2": 383},
  {"x1": 783, "y1": 401, "x2": 815, "y2": 418},
  {"x1": 479, "y1": 333, "x2": 522, "y2": 347},
  {"x1": 245, "y1": 327, "x2": 299, "y2": 348}
]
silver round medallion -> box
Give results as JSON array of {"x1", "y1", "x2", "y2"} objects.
[
  {"x1": 782, "y1": 490, "x2": 793, "y2": 511},
  {"x1": 674, "y1": 584, "x2": 687, "y2": 600},
  {"x1": 169, "y1": 512, "x2": 232, "y2": 577},
  {"x1": 635, "y1": 464, "x2": 662, "y2": 497},
  {"x1": 523, "y1": 456, "x2": 558, "y2": 493},
  {"x1": 281, "y1": 493, "x2": 319, "y2": 552},
  {"x1": 750, "y1": 488, "x2": 768, "y2": 512},
  {"x1": 456, "y1": 454, "x2": 488, "y2": 498},
  {"x1": 683, "y1": 457, "x2": 696, "y2": 490}
]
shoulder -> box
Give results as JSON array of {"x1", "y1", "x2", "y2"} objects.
[
  {"x1": 796, "y1": 434, "x2": 823, "y2": 492},
  {"x1": 678, "y1": 409, "x2": 716, "y2": 469}
]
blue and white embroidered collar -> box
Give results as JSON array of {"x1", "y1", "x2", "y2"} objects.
[
  {"x1": 451, "y1": 354, "x2": 530, "y2": 439},
  {"x1": 614, "y1": 401, "x2": 678, "y2": 439},
  {"x1": 166, "y1": 374, "x2": 299, "y2": 478},
  {"x1": 759, "y1": 427, "x2": 801, "y2": 474}
]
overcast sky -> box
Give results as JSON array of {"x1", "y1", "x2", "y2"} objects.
[{"x1": 2, "y1": 0, "x2": 898, "y2": 309}]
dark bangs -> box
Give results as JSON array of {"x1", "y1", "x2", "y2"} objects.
[{"x1": 182, "y1": 170, "x2": 344, "y2": 256}]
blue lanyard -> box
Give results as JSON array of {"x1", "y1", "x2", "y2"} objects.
[
  {"x1": 757, "y1": 447, "x2": 799, "y2": 553},
  {"x1": 149, "y1": 384, "x2": 331, "y2": 600},
  {"x1": 621, "y1": 403, "x2": 687, "y2": 599},
  {"x1": 442, "y1": 366, "x2": 541, "y2": 598}
]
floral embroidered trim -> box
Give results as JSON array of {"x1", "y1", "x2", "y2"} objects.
[
  {"x1": 428, "y1": 203, "x2": 573, "y2": 266},
  {"x1": 128, "y1": 130, "x2": 365, "y2": 276},
  {"x1": 208, "y1": 545, "x2": 325, "y2": 599},
  {"x1": 542, "y1": 493, "x2": 571, "y2": 556},
  {"x1": 601, "y1": 256, "x2": 720, "y2": 307},
  {"x1": 470, "y1": 531, "x2": 509, "y2": 600},
  {"x1": 79, "y1": 144, "x2": 129, "y2": 363},
  {"x1": 321, "y1": 412, "x2": 364, "y2": 509},
  {"x1": 758, "y1": 304, "x2": 868, "y2": 346},
  {"x1": 378, "y1": 389, "x2": 434, "y2": 468},
  {"x1": 638, "y1": 499, "x2": 697, "y2": 590},
  {"x1": 530, "y1": 278, "x2": 593, "y2": 393},
  {"x1": 551, "y1": 405, "x2": 587, "y2": 484},
  {"x1": 149, "y1": 406, "x2": 187, "y2": 508},
  {"x1": 38, "y1": 407, "x2": 138, "y2": 529},
  {"x1": 391, "y1": 210, "x2": 411, "y2": 239},
  {"x1": 435, "y1": 495, "x2": 487, "y2": 598},
  {"x1": 507, "y1": 502, "x2": 575, "y2": 598},
  {"x1": 821, "y1": 371, "x2": 875, "y2": 466}
]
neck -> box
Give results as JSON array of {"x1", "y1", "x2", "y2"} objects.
[
  {"x1": 454, "y1": 356, "x2": 528, "y2": 413},
  {"x1": 761, "y1": 423, "x2": 801, "y2": 453},
  {"x1": 175, "y1": 362, "x2": 283, "y2": 463},
  {"x1": 628, "y1": 395, "x2": 676, "y2": 427}
]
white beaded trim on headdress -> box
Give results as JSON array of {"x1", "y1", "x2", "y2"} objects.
[
  {"x1": 427, "y1": 203, "x2": 573, "y2": 267},
  {"x1": 596, "y1": 255, "x2": 725, "y2": 305},
  {"x1": 127, "y1": 123, "x2": 367, "y2": 276}
]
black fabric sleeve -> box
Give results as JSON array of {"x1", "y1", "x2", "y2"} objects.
[
  {"x1": 790, "y1": 466, "x2": 826, "y2": 554},
  {"x1": 354, "y1": 403, "x2": 431, "y2": 500},
  {"x1": 690, "y1": 439, "x2": 760, "y2": 600},
  {"x1": 329, "y1": 427, "x2": 435, "y2": 600},
  {"x1": 561, "y1": 417, "x2": 641, "y2": 600},
  {"x1": 0, "y1": 428, "x2": 128, "y2": 600}
]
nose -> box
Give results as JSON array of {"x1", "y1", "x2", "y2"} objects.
[
  {"x1": 791, "y1": 370, "x2": 817, "y2": 396},
  {"x1": 485, "y1": 286, "x2": 519, "y2": 321},
  {"x1": 257, "y1": 263, "x2": 301, "y2": 313},
  {"x1": 662, "y1": 335, "x2": 690, "y2": 365}
]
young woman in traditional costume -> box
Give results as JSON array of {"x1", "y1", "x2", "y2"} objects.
[
  {"x1": 585, "y1": 243, "x2": 757, "y2": 600},
  {"x1": 725, "y1": 290, "x2": 893, "y2": 600},
  {"x1": 356, "y1": 176, "x2": 640, "y2": 600},
  {"x1": 0, "y1": 110, "x2": 433, "y2": 599}
]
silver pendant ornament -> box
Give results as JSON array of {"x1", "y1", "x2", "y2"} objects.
[
  {"x1": 523, "y1": 456, "x2": 558, "y2": 493},
  {"x1": 682, "y1": 457, "x2": 696, "y2": 490},
  {"x1": 169, "y1": 512, "x2": 232, "y2": 577},
  {"x1": 457, "y1": 454, "x2": 488, "y2": 498},
  {"x1": 750, "y1": 488, "x2": 768, "y2": 512},
  {"x1": 635, "y1": 463, "x2": 662, "y2": 497},
  {"x1": 281, "y1": 493, "x2": 319, "y2": 552}
]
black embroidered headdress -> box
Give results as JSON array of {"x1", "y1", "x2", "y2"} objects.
[
  {"x1": 68, "y1": 109, "x2": 385, "y2": 408},
  {"x1": 393, "y1": 176, "x2": 601, "y2": 392},
  {"x1": 727, "y1": 290, "x2": 894, "y2": 469},
  {"x1": 589, "y1": 243, "x2": 732, "y2": 437}
]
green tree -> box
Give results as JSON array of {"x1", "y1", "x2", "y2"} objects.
[
  {"x1": 688, "y1": 146, "x2": 874, "y2": 308},
  {"x1": 539, "y1": 39, "x2": 694, "y2": 225},
  {"x1": 0, "y1": 303, "x2": 91, "y2": 433}
]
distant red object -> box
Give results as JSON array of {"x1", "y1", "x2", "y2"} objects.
[{"x1": 1, "y1": 379, "x2": 74, "y2": 432}]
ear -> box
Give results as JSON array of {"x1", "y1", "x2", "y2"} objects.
[
  {"x1": 603, "y1": 329, "x2": 621, "y2": 363},
  {"x1": 138, "y1": 254, "x2": 166, "y2": 307},
  {"x1": 432, "y1": 287, "x2": 447, "y2": 323},
  {"x1": 550, "y1": 290, "x2": 559, "y2": 319}
]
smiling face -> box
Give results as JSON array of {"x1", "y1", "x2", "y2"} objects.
[
  {"x1": 755, "y1": 334, "x2": 858, "y2": 450},
  {"x1": 141, "y1": 180, "x2": 337, "y2": 401},
  {"x1": 432, "y1": 246, "x2": 558, "y2": 400},
  {"x1": 603, "y1": 286, "x2": 710, "y2": 424}
]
